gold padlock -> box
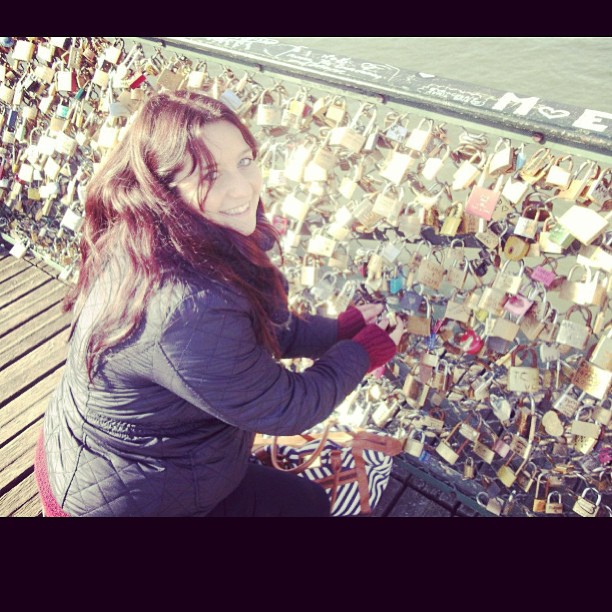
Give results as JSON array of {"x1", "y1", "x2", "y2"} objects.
[{"x1": 572, "y1": 487, "x2": 601, "y2": 517}]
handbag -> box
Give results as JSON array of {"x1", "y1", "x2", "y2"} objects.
[{"x1": 252, "y1": 422, "x2": 403, "y2": 516}]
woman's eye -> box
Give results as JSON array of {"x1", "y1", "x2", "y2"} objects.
[
  {"x1": 239, "y1": 157, "x2": 254, "y2": 167},
  {"x1": 204, "y1": 170, "x2": 219, "y2": 182}
]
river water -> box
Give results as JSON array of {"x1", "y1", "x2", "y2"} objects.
[{"x1": 273, "y1": 37, "x2": 612, "y2": 115}]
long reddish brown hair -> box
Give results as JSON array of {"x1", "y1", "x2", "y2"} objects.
[{"x1": 65, "y1": 90, "x2": 287, "y2": 380}]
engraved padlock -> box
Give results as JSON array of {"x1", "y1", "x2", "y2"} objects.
[
  {"x1": 555, "y1": 305, "x2": 593, "y2": 351},
  {"x1": 404, "y1": 428, "x2": 426, "y2": 458},
  {"x1": 545, "y1": 491, "x2": 564, "y2": 515},
  {"x1": 572, "y1": 487, "x2": 601, "y2": 517},
  {"x1": 507, "y1": 346, "x2": 540, "y2": 394}
]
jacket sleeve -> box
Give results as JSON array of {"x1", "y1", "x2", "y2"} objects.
[
  {"x1": 151, "y1": 286, "x2": 370, "y2": 436},
  {"x1": 275, "y1": 312, "x2": 339, "y2": 360}
]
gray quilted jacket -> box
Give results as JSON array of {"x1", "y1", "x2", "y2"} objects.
[{"x1": 42, "y1": 264, "x2": 370, "y2": 516}]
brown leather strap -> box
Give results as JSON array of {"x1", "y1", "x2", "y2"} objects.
[
  {"x1": 352, "y1": 447, "x2": 373, "y2": 515},
  {"x1": 270, "y1": 422, "x2": 332, "y2": 473}
]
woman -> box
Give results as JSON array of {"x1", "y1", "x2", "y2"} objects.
[{"x1": 35, "y1": 90, "x2": 403, "y2": 517}]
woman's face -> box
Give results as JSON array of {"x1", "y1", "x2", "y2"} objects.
[{"x1": 173, "y1": 120, "x2": 262, "y2": 236}]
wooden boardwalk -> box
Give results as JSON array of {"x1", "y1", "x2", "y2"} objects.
[
  {"x1": 0, "y1": 242, "x2": 482, "y2": 518},
  {"x1": 0, "y1": 243, "x2": 71, "y2": 517}
]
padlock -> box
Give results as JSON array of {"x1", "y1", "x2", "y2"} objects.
[
  {"x1": 379, "y1": 145, "x2": 416, "y2": 185},
  {"x1": 584, "y1": 167, "x2": 612, "y2": 205},
  {"x1": 541, "y1": 409, "x2": 565, "y2": 437},
  {"x1": 513, "y1": 204, "x2": 549, "y2": 240},
  {"x1": 371, "y1": 399, "x2": 400, "y2": 429},
  {"x1": 488, "y1": 137, "x2": 516, "y2": 175},
  {"x1": 507, "y1": 346, "x2": 540, "y2": 394},
  {"x1": 472, "y1": 426, "x2": 497, "y2": 464},
  {"x1": 406, "y1": 118, "x2": 434, "y2": 152},
  {"x1": 590, "y1": 324, "x2": 612, "y2": 370},
  {"x1": 476, "y1": 492, "x2": 503, "y2": 516},
  {"x1": 489, "y1": 310, "x2": 521, "y2": 342},
  {"x1": 463, "y1": 457, "x2": 476, "y2": 479},
  {"x1": 557, "y1": 160, "x2": 600, "y2": 201},
  {"x1": 465, "y1": 174, "x2": 504, "y2": 221},
  {"x1": 404, "y1": 428, "x2": 426, "y2": 458},
  {"x1": 516, "y1": 461, "x2": 538, "y2": 493},
  {"x1": 405, "y1": 296, "x2": 432, "y2": 337},
  {"x1": 310, "y1": 272, "x2": 337, "y2": 304},
  {"x1": 420, "y1": 142, "x2": 450, "y2": 181},
  {"x1": 12, "y1": 39, "x2": 36, "y2": 62},
  {"x1": 556, "y1": 204, "x2": 609, "y2": 246},
  {"x1": 518, "y1": 147, "x2": 554, "y2": 185},
  {"x1": 439, "y1": 201, "x2": 464, "y2": 237},
  {"x1": 283, "y1": 137, "x2": 317, "y2": 183},
  {"x1": 372, "y1": 183, "x2": 404, "y2": 225},
  {"x1": 300, "y1": 254, "x2": 318, "y2": 288},
  {"x1": 501, "y1": 174, "x2": 530, "y2": 206},
  {"x1": 329, "y1": 102, "x2": 377, "y2": 155},
  {"x1": 435, "y1": 421, "x2": 470, "y2": 466},
  {"x1": 496, "y1": 452, "x2": 519, "y2": 488},
  {"x1": 323, "y1": 95, "x2": 347, "y2": 127},
  {"x1": 532, "y1": 473, "x2": 550, "y2": 513},
  {"x1": 332, "y1": 280, "x2": 357, "y2": 313},
  {"x1": 492, "y1": 259, "x2": 526, "y2": 295},
  {"x1": 545, "y1": 155, "x2": 574, "y2": 189},
  {"x1": 572, "y1": 487, "x2": 601, "y2": 517},
  {"x1": 545, "y1": 491, "x2": 564, "y2": 515},
  {"x1": 493, "y1": 432, "x2": 514, "y2": 458},
  {"x1": 555, "y1": 305, "x2": 593, "y2": 351},
  {"x1": 452, "y1": 151, "x2": 485, "y2": 191},
  {"x1": 415, "y1": 247, "x2": 445, "y2": 291},
  {"x1": 570, "y1": 406, "x2": 601, "y2": 440},
  {"x1": 560, "y1": 264, "x2": 608, "y2": 308}
]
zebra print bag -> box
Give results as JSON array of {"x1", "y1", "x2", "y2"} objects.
[{"x1": 252, "y1": 424, "x2": 403, "y2": 516}]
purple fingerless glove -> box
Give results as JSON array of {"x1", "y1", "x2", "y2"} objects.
[
  {"x1": 337, "y1": 306, "x2": 366, "y2": 340},
  {"x1": 352, "y1": 324, "x2": 397, "y2": 373}
]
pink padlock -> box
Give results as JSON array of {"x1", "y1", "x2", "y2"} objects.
[
  {"x1": 503, "y1": 294, "x2": 534, "y2": 317},
  {"x1": 457, "y1": 328, "x2": 484, "y2": 355},
  {"x1": 530, "y1": 265, "x2": 558, "y2": 288}
]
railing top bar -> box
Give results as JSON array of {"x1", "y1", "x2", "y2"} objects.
[{"x1": 141, "y1": 36, "x2": 612, "y2": 160}]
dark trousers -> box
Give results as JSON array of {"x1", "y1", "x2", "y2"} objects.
[{"x1": 206, "y1": 463, "x2": 331, "y2": 517}]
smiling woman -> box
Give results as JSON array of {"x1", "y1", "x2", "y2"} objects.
[
  {"x1": 34, "y1": 90, "x2": 403, "y2": 517},
  {"x1": 172, "y1": 121, "x2": 263, "y2": 236}
]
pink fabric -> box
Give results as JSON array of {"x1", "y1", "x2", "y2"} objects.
[
  {"x1": 34, "y1": 431, "x2": 70, "y2": 517},
  {"x1": 337, "y1": 306, "x2": 366, "y2": 340}
]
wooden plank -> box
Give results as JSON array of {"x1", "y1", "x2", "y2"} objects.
[
  {"x1": 0, "y1": 368, "x2": 63, "y2": 447},
  {"x1": 0, "y1": 307, "x2": 71, "y2": 367},
  {"x1": 0, "y1": 256, "x2": 31, "y2": 284},
  {"x1": 0, "y1": 281, "x2": 68, "y2": 338},
  {"x1": 0, "y1": 420, "x2": 41, "y2": 492},
  {"x1": 0, "y1": 265, "x2": 52, "y2": 304},
  {"x1": 0, "y1": 327, "x2": 70, "y2": 406},
  {"x1": 0, "y1": 472, "x2": 41, "y2": 517}
]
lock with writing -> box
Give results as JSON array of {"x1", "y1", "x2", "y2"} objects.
[
  {"x1": 545, "y1": 155, "x2": 574, "y2": 189},
  {"x1": 584, "y1": 167, "x2": 612, "y2": 205},
  {"x1": 465, "y1": 173, "x2": 504, "y2": 221},
  {"x1": 507, "y1": 346, "x2": 540, "y2": 394},
  {"x1": 572, "y1": 487, "x2": 601, "y2": 517},
  {"x1": 571, "y1": 357, "x2": 612, "y2": 402},
  {"x1": 555, "y1": 305, "x2": 593, "y2": 351},
  {"x1": 458, "y1": 412, "x2": 482, "y2": 443},
  {"x1": 415, "y1": 246, "x2": 445, "y2": 291},
  {"x1": 545, "y1": 491, "x2": 564, "y2": 514}
]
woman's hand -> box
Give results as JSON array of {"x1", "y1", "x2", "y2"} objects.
[
  {"x1": 354, "y1": 302, "x2": 384, "y2": 325},
  {"x1": 377, "y1": 312, "x2": 405, "y2": 346}
]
